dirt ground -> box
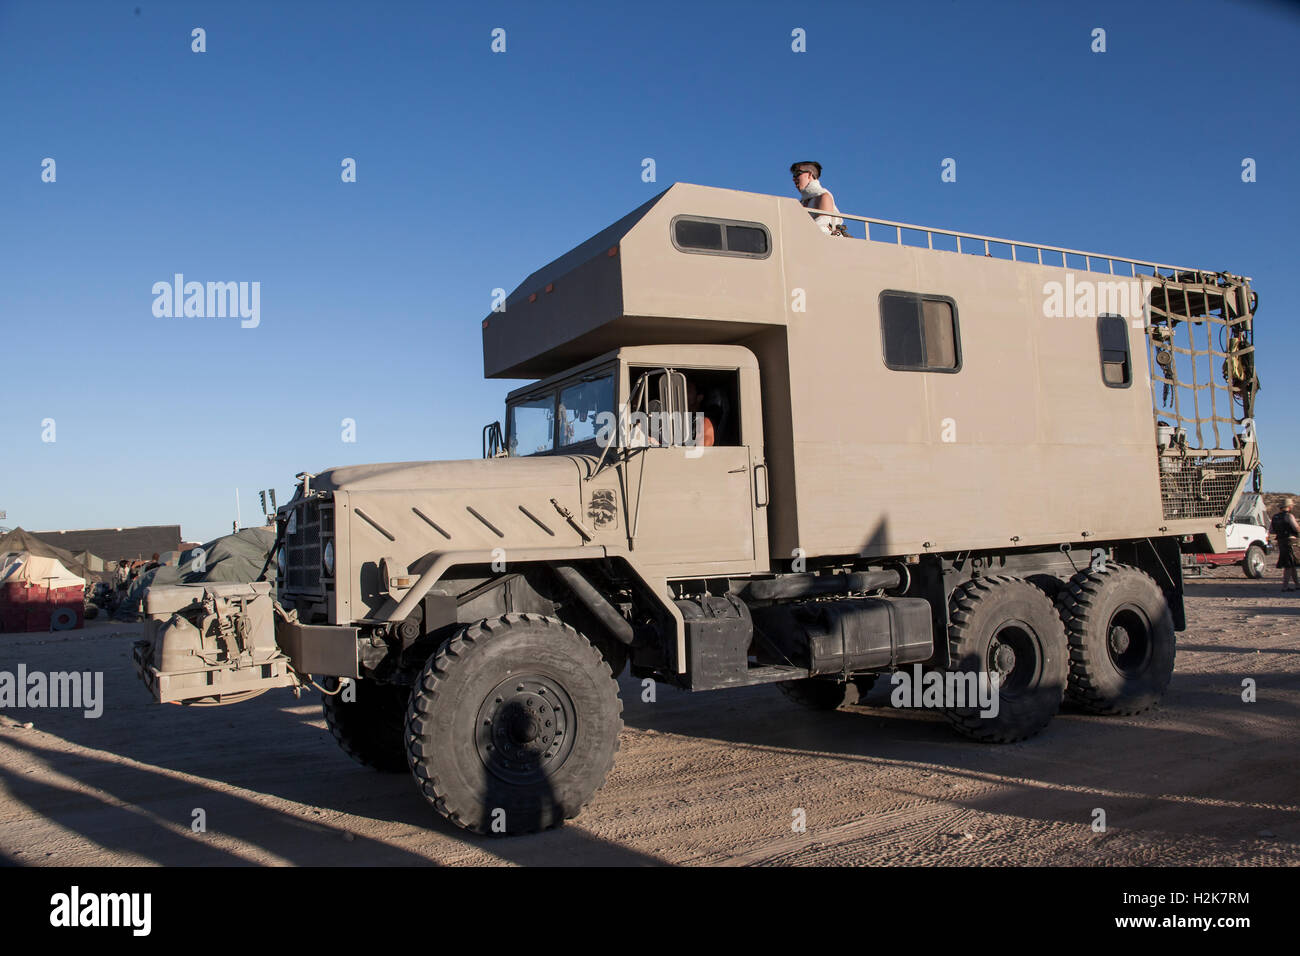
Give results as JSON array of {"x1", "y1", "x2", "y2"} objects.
[{"x1": 0, "y1": 566, "x2": 1296, "y2": 867}]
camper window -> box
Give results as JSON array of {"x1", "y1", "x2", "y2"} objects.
[
  {"x1": 674, "y1": 219, "x2": 723, "y2": 251},
  {"x1": 671, "y1": 216, "x2": 771, "y2": 259},
  {"x1": 879, "y1": 291, "x2": 961, "y2": 373},
  {"x1": 1097, "y1": 314, "x2": 1132, "y2": 388}
]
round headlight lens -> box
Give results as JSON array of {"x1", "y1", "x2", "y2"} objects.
[
  {"x1": 323, "y1": 540, "x2": 335, "y2": 576},
  {"x1": 276, "y1": 547, "x2": 287, "y2": 578}
]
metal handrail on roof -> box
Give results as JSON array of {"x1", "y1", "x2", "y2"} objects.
[{"x1": 808, "y1": 208, "x2": 1246, "y2": 281}]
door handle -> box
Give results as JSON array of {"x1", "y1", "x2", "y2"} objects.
[{"x1": 754, "y1": 463, "x2": 769, "y2": 507}]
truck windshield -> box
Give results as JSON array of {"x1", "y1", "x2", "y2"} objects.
[
  {"x1": 1230, "y1": 493, "x2": 1263, "y2": 526},
  {"x1": 558, "y1": 375, "x2": 614, "y2": 448},
  {"x1": 507, "y1": 372, "x2": 615, "y2": 456},
  {"x1": 508, "y1": 394, "x2": 556, "y2": 456}
]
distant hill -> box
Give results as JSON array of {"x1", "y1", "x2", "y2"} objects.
[{"x1": 1264, "y1": 492, "x2": 1298, "y2": 516}]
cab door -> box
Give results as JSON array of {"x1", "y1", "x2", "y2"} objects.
[{"x1": 616, "y1": 368, "x2": 764, "y2": 576}]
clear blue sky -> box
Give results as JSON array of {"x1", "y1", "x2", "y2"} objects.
[{"x1": 2, "y1": 0, "x2": 1297, "y2": 543}]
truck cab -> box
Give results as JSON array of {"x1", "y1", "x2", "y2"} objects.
[{"x1": 492, "y1": 344, "x2": 769, "y2": 579}]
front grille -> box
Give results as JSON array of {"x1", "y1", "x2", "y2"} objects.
[
  {"x1": 1159, "y1": 455, "x2": 1246, "y2": 521},
  {"x1": 282, "y1": 498, "x2": 330, "y2": 594}
]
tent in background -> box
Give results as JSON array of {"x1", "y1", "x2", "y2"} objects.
[
  {"x1": 0, "y1": 550, "x2": 86, "y2": 632},
  {"x1": 0, "y1": 528, "x2": 103, "y2": 584},
  {"x1": 74, "y1": 550, "x2": 108, "y2": 574}
]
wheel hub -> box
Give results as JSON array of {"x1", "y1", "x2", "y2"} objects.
[
  {"x1": 1105, "y1": 605, "x2": 1153, "y2": 677},
  {"x1": 986, "y1": 621, "x2": 1042, "y2": 696},
  {"x1": 476, "y1": 675, "x2": 576, "y2": 785}
]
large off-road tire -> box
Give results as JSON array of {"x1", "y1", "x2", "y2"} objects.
[
  {"x1": 322, "y1": 677, "x2": 410, "y2": 773},
  {"x1": 1057, "y1": 564, "x2": 1176, "y2": 715},
  {"x1": 1025, "y1": 573, "x2": 1067, "y2": 602},
  {"x1": 405, "y1": 613, "x2": 622, "y2": 835},
  {"x1": 943, "y1": 575, "x2": 1068, "y2": 743},
  {"x1": 779, "y1": 675, "x2": 877, "y2": 710},
  {"x1": 1243, "y1": 544, "x2": 1266, "y2": 579}
]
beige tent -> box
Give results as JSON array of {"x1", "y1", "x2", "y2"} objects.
[
  {"x1": 0, "y1": 552, "x2": 85, "y2": 589},
  {"x1": 73, "y1": 550, "x2": 107, "y2": 573}
]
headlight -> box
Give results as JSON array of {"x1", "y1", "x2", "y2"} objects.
[
  {"x1": 323, "y1": 540, "x2": 335, "y2": 576},
  {"x1": 276, "y1": 547, "x2": 287, "y2": 578}
]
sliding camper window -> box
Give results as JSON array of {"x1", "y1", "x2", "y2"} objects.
[
  {"x1": 671, "y1": 216, "x2": 771, "y2": 259},
  {"x1": 1097, "y1": 314, "x2": 1132, "y2": 388},
  {"x1": 879, "y1": 291, "x2": 961, "y2": 372}
]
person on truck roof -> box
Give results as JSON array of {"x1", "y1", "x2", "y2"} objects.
[{"x1": 791, "y1": 161, "x2": 846, "y2": 237}]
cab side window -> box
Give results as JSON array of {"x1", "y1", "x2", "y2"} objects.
[{"x1": 627, "y1": 367, "x2": 742, "y2": 447}]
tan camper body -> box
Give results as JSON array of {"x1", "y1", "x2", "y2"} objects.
[{"x1": 483, "y1": 183, "x2": 1258, "y2": 564}]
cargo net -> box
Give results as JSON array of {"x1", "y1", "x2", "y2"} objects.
[
  {"x1": 1158, "y1": 455, "x2": 1248, "y2": 521},
  {"x1": 1147, "y1": 271, "x2": 1259, "y2": 521}
]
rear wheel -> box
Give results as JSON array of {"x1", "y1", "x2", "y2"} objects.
[
  {"x1": 1244, "y1": 544, "x2": 1266, "y2": 579},
  {"x1": 322, "y1": 677, "x2": 410, "y2": 773},
  {"x1": 1057, "y1": 564, "x2": 1176, "y2": 714},
  {"x1": 405, "y1": 613, "x2": 622, "y2": 835},
  {"x1": 943, "y1": 575, "x2": 1068, "y2": 743}
]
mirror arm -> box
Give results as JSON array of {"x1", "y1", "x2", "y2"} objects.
[{"x1": 586, "y1": 373, "x2": 643, "y2": 482}]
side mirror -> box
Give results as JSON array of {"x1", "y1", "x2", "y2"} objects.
[
  {"x1": 666, "y1": 370, "x2": 688, "y2": 445},
  {"x1": 482, "y1": 421, "x2": 505, "y2": 458}
]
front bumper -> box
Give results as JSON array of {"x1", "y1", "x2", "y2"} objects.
[{"x1": 274, "y1": 618, "x2": 360, "y2": 678}]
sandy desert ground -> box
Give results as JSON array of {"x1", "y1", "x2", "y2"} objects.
[{"x1": 0, "y1": 566, "x2": 1296, "y2": 866}]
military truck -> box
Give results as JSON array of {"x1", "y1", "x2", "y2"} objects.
[{"x1": 134, "y1": 183, "x2": 1261, "y2": 834}]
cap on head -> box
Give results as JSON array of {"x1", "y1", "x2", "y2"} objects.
[
  {"x1": 1285, "y1": 497, "x2": 1295, "y2": 510},
  {"x1": 790, "y1": 161, "x2": 822, "y2": 178}
]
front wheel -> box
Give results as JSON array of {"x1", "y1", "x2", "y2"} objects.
[
  {"x1": 1244, "y1": 544, "x2": 1266, "y2": 579},
  {"x1": 322, "y1": 677, "x2": 410, "y2": 772},
  {"x1": 405, "y1": 613, "x2": 622, "y2": 835}
]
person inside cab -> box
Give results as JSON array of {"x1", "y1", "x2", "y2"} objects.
[{"x1": 687, "y1": 381, "x2": 716, "y2": 448}]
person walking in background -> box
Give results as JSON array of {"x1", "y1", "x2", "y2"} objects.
[
  {"x1": 1271, "y1": 498, "x2": 1300, "y2": 590},
  {"x1": 791, "y1": 161, "x2": 846, "y2": 237}
]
